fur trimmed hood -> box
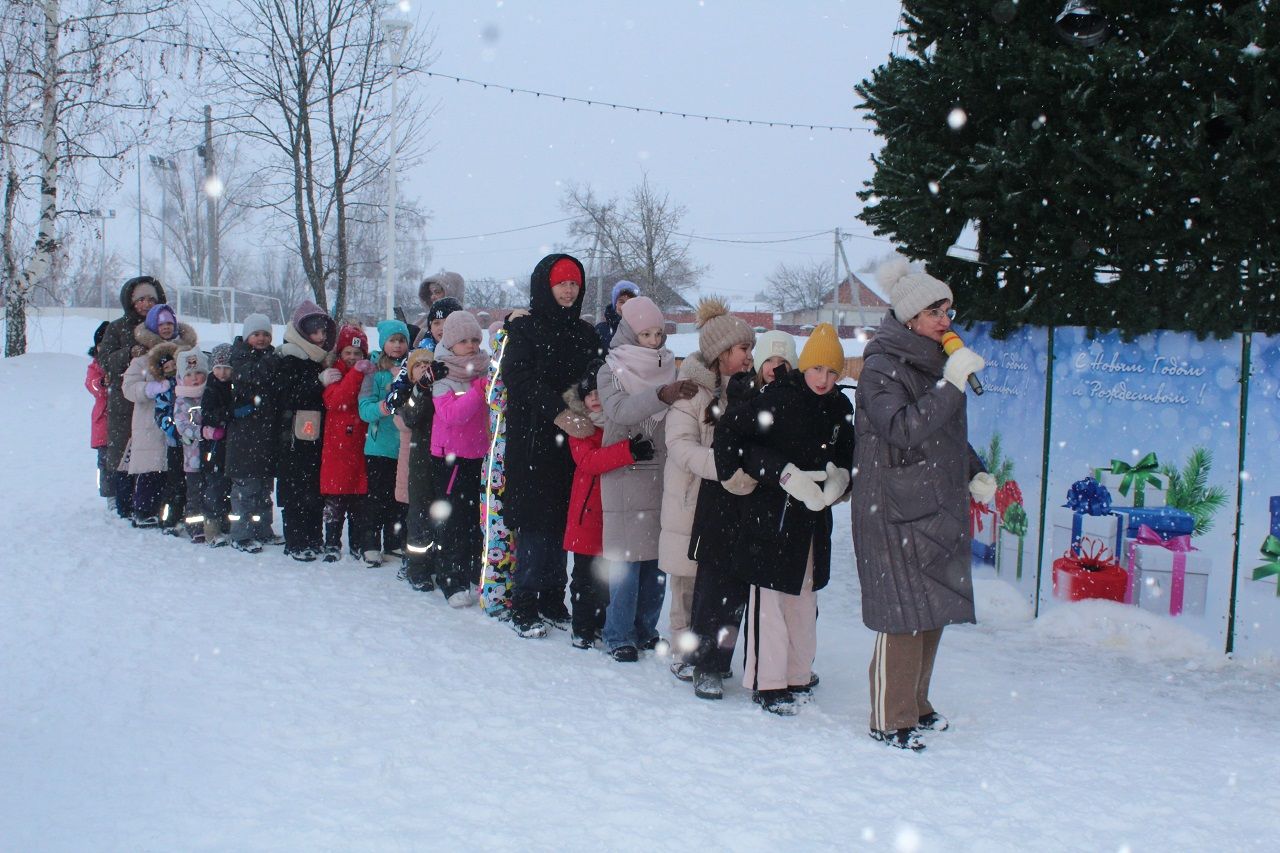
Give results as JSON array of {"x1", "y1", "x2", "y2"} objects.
[
  {"x1": 554, "y1": 386, "x2": 597, "y2": 439},
  {"x1": 146, "y1": 341, "x2": 185, "y2": 379},
  {"x1": 134, "y1": 321, "x2": 197, "y2": 353},
  {"x1": 676, "y1": 350, "x2": 718, "y2": 392}
]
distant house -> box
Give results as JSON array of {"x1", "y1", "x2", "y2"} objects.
[
  {"x1": 776, "y1": 273, "x2": 890, "y2": 330},
  {"x1": 667, "y1": 309, "x2": 775, "y2": 331}
]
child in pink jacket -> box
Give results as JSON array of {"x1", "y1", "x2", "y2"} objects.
[{"x1": 429, "y1": 311, "x2": 492, "y2": 607}]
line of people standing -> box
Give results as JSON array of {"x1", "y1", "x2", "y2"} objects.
[{"x1": 87, "y1": 253, "x2": 989, "y2": 750}]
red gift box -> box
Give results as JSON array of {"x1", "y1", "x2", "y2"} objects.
[{"x1": 1052, "y1": 540, "x2": 1129, "y2": 603}]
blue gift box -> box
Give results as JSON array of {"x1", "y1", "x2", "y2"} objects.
[
  {"x1": 1271, "y1": 496, "x2": 1279, "y2": 539},
  {"x1": 971, "y1": 539, "x2": 995, "y2": 565},
  {"x1": 1113, "y1": 505, "x2": 1195, "y2": 540}
]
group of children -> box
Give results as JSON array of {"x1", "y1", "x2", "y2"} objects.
[{"x1": 89, "y1": 256, "x2": 855, "y2": 716}]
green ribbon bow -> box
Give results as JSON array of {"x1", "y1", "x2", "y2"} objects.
[
  {"x1": 1002, "y1": 502, "x2": 1029, "y2": 537},
  {"x1": 999, "y1": 503, "x2": 1029, "y2": 580},
  {"x1": 1109, "y1": 453, "x2": 1162, "y2": 506},
  {"x1": 1253, "y1": 534, "x2": 1280, "y2": 597}
]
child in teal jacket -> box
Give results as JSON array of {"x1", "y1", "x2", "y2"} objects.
[{"x1": 357, "y1": 319, "x2": 410, "y2": 566}]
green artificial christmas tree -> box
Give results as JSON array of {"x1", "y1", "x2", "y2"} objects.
[{"x1": 856, "y1": 1, "x2": 1279, "y2": 338}]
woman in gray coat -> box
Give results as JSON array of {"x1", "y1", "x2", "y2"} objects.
[{"x1": 851, "y1": 259, "x2": 993, "y2": 751}]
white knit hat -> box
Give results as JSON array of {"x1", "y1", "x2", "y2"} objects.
[
  {"x1": 753, "y1": 330, "x2": 798, "y2": 369},
  {"x1": 877, "y1": 256, "x2": 953, "y2": 323}
]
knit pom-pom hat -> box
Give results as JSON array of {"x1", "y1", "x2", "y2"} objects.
[
  {"x1": 695, "y1": 296, "x2": 755, "y2": 364},
  {"x1": 877, "y1": 255, "x2": 953, "y2": 323}
]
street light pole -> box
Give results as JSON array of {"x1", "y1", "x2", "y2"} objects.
[
  {"x1": 383, "y1": 3, "x2": 411, "y2": 321},
  {"x1": 91, "y1": 208, "x2": 117, "y2": 309},
  {"x1": 148, "y1": 154, "x2": 177, "y2": 288}
]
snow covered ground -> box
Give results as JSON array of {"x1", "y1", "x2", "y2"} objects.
[{"x1": 2, "y1": 340, "x2": 1279, "y2": 850}]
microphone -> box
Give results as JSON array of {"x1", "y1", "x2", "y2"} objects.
[{"x1": 941, "y1": 331, "x2": 984, "y2": 395}]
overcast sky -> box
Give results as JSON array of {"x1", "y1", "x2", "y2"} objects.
[{"x1": 403, "y1": 1, "x2": 906, "y2": 305}]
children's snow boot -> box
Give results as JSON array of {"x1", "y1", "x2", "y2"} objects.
[
  {"x1": 870, "y1": 727, "x2": 925, "y2": 752},
  {"x1": 509, "y1": 608, "x2": 548, "y2": 639},
  {"x1": 132, "y1": 514, "x2": 160, "y2": 529},
  {"x1": 693, "y1": 671, "x2": 723, "y2": 701},
  {"x1": 287, "y1": 547, "x2": 317, "y2": 562},
  {"x1": 753, "y1": 689, "x2": 799, "y2": 716},
  {"x1": 447, "y1": 589, "x2": 474, "y2": 609},
  {"x1": 231, "y1": 538, "x2": 263, "y2": 554},
  {"x1": 670, "y1": 662, "x2": 695, "y2": 682},
  {"x1": 321, "y1": 546, "x2": 341, "y2": 563},
  {"x1": 788, "y1": 672, "x2": 821, "y2": 695},
  {"x1": 361, "y1": 549, "x2": 383, "y2": 568},
  {"x1": 640, "y1": 636, "x2": 668, "y2": 654},
  {"x1": 570, "y1": 633, "x2": 597, "y2": 650},
  {"x1": 538, "y1": 593, "x2": 571, "y2": 630}
]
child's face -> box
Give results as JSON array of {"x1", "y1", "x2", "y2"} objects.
[
  {"x1": 430, "y1": 318, "x2": 446, "y2": 342},
  {"x1": 717, "y1": 343, "x2": 753, "y2": 377},
  {"x1": 803, "y1": 366, "x2": 839, "y2": 395},
  {"x1": 636, "y1": 327, "x2": 666, "y2": 349},
  {"x1": 551, "y1": 281, "x2": 580, "y2": 307},
  {"x1": 451, "y1": 337, "x2": 480, "y2": 357},
  {"x1": 212, "y1": 365, "x2": 232, "y2": 381},
  {"x1": 157, "y1": 321, "x2": 175, "y2": 340},
  {"x1": 383, "y1": 335, "x2": 408, "y2": 359},
  {"x1": 307, "y1": 327, "x2": 328, "y2": 345},
  {"x1": 409, "y1": 361, "x2": 429, "y2": 383},
  {"x1": 584, "y1": 389, "x2": 602, "y2": 413},
  {"x1": 340, "y1": 345, "x2": 363, "y2": 367},
  {"x1": 247, "y1": 331, "x2": 272, "y2": 350},
  {"x1": 761, "y1": 356, "x2": 786, "y2": 384},
  {"x1": 184, "y1": 370, "x2": 207, "y2": 387}
]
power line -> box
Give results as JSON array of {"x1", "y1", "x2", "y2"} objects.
[
  {"x1": 429, "y1": 217, "x2": 576, "y2": 242},
  {"x1": 673, "y1": 229, "x2": 833, "y2": 245}
]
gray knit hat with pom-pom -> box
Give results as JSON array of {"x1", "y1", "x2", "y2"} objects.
[
  {"x1": 877, "y1": 256, "x2": 953, "y2": 323},
  {"x1": 696, "y1": 296, "x2": 756, "y2": 363}
]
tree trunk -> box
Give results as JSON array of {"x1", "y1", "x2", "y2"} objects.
[{"x1": 6, "y1": 0, "x2": 60, "y2": 358}]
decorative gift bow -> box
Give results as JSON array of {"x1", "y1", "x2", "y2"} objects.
[
  {"x1": 1109, "y1": 453, "x2": 1161, "y2": 499},
  {"x1": 996, "y1": 480, "x2": 1024, "y2": 516},
  {"x1": 1253, "y1": 535, "x2": 1280, "y2": 597},
  {"x1": 1065, "y1": 477, "x2": 1113, "y2": 516},
  {"x1": 1133, "y1": 523, "x2": 1194, "y2": 555},
  {"x1": 969, "y1": 496, "x2": 995, "y2": 532},
  {"x1": 1002, "y1": 502, "x2": 1029, "y2": 537},
  {"x1": 1063, "y1": 538, "x2": 1119, "y2": 572}
]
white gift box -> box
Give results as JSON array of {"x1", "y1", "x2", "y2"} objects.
[
  {"x1": 1050, "y1": 506, "x2": 1124, "y2": 562},
  {"x1": 1098, "y1": 472, "x2": 1167, "y2": 508},
  {"x1": 1128, "y1": 541, "x2": 1210, "y2": 617}
]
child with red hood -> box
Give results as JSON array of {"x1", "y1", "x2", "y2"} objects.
[{"x1": 320, "y1": 325, "x2": 375, "y2": 562}]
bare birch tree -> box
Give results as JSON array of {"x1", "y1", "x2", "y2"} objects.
[
  {"x1": 1, "y1": 0, "x2": 176, "y2": 356},
  {"x1": 755, "y1": 260, "x2": 833, "y2": 313},
  {"x1": 562, "y1": 174, "x2": 705, "y2": 306},
  {"x1": 202, "y1": 0, "x2": 432, "y2": 319}
]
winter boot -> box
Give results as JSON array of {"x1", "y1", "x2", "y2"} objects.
[
  {"x1": 670, "y1": 662, "x2": 695, "y2": 682},
  {"x1": 788, "y1": 672, "x2": 821, "y2": 695},
  {"x1": 132, "y1": 514, "x2": 160, "y2": 529},
  {"x1": 538, "y1": 592, "x2": 571, "y2": 631},
  {"x1": 753, "y1": 689, "x2": 799, "y2": 716},
  {"x1": 231, "y1": 538, "x2": 263, "y2": 554},
  {"x1": 610, "y1": 645, "x2": 639, "y2": 663},
  {"x1": 918, "y1": 712, "x2": 950, "y2": 732},
  {"x1": 640, "y1": 636, "x2": 668, "y2": 653},
  {"x1": 693, "y1": 671, "x2": 724, "y2": 701},
  {"x1": 361, "y1": 549, "x2": 383, "y2": 568},
  {"x1": 287, "y1": 547, "x2": 317, "y2": 562},
  {"x1": 321, "y1": 546, "x2": 341, "y2": 563},
  {"x1": 570, "y1": 633, "x2": 598, "y2": 650},
  {"x1": 870, "y1": 728, "x2": 925, "y2": 752},
  {"x1": 509, "y1": 608, "x2": 548, "y2": 639},
  {"x1": 447, "y1": 589, "x2": 475, "y2": 609}
]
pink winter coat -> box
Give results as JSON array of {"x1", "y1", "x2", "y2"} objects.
[
  {"x1": 430, "y1": 375, "x2": 490, "y2": 460},
  {"x1": 86, "y1": 360, "x2": 109, "y2": 448}
]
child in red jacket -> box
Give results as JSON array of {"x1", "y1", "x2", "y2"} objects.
[
  {"x1": 554, "y1": 360, "x2": 650, "y2": 649},
  {"x1": 87, "y1": 322, "x2": 112, "y2": 501},
  {"x1": 320, "y1": 325, "x2": 375, "y2": 562}
]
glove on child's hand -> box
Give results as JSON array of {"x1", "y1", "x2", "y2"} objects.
[
  {"x1": 320, "y1": 367, "x2": 343, "y2": 386},
  {"x1": 821, "y1": 462, "x2": 851, "y2": 506},
  {"x1": 353, "y1": 359, "x2": 375, "y2": 375},
  {"x1": 780, "y1": 463, "x2": 827, "y2": 512}
]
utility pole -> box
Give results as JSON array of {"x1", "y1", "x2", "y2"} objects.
[
  {"x1": 148, "y1": 154, "x2": 177, "y2": 288},
  {"x1": 91, "y1": 208, "x2": 117, "y2": 309},
  {"x1": 834, "y1": 228, "x2": 864, "y2": 328}
]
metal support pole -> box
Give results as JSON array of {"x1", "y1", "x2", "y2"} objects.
[{"x1": 205, "y1": 106, "x2": 218, "y2": 295}]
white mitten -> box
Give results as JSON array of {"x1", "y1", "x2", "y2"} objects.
[
  {"x1": 943, "y1": 347, "x2": 985, "y2": 392},
  {"x1": 969, "y1": 471, "x2": 997, "y2": 503},
  {"x1": 780, "y1": 463, "x2": 827, "y2": 512},
  {"x1": 319, "y1": 367, "x2": 343, "y2": 386},
  {"x1": 821, "y1": 461, "x2": 851, "y2": 506}
]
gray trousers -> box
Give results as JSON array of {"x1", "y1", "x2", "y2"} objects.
[{"x1": 229, "y1": 477, "x2": 274, "y2": 542}]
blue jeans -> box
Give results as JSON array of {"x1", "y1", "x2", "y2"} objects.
[{"x1": 603, "y1": 559, "x2": 666, "y2": 651}]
